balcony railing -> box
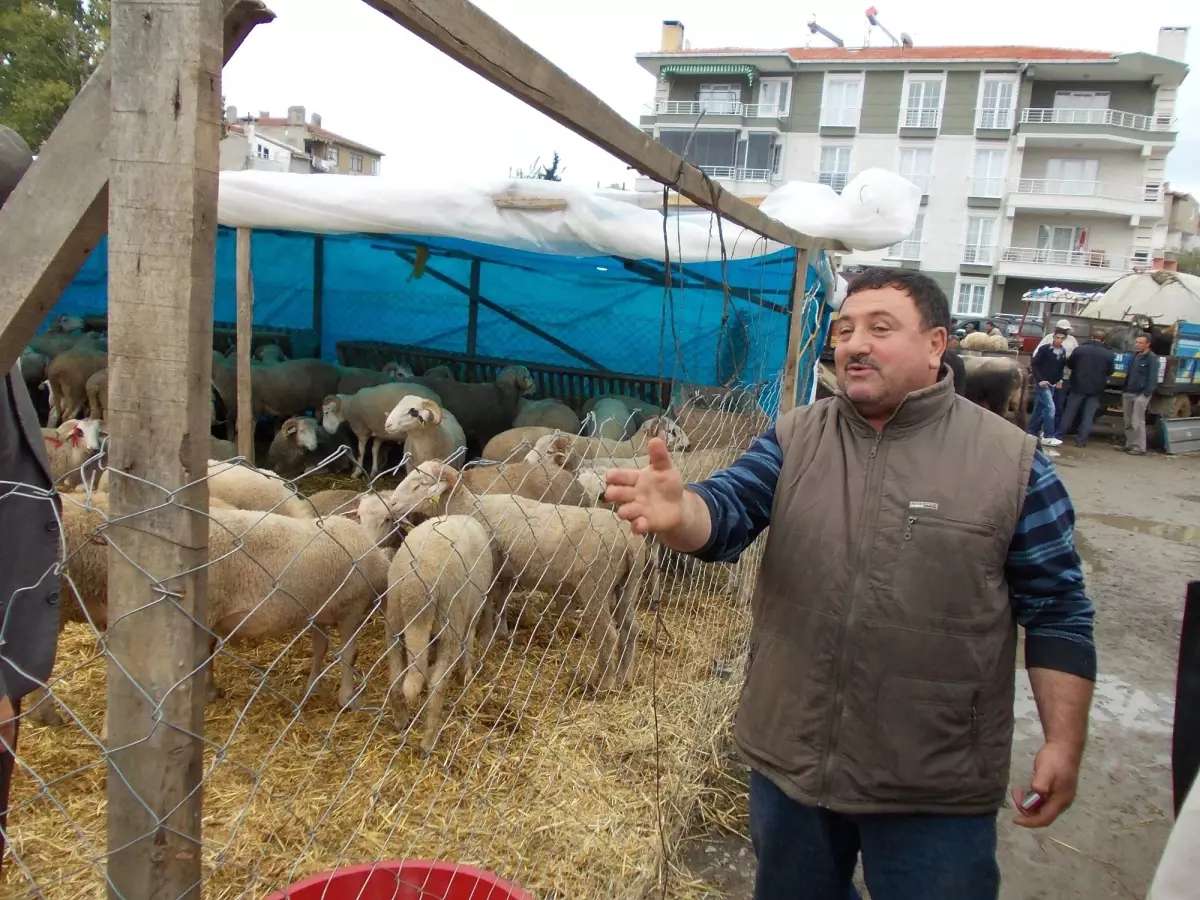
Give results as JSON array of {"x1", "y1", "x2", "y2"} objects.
[
  {"x1": 902, "y1": 107, "x2": 941, "y2": 129},
  {"x1": 886, "y1": 239, "x2": 923, "y2": 261},
  {"x1": 1020, "y1": 107, "x2": 1176, "y2": 132},
  {"x1": 820, "y1": 108, "x2": 862, "y2": 128},
  {"x1": 651, "y1": 100, "x2": 786, "y2": 118},
  {"x1": 1013, "y1": 179, "x2": 1164, "y2": 203},
  {"x1": 819, "y1": 172, "x2": 850, "y2": 192},
  {"x1": 969, "y1": 177, "x2": 1006, "y2": 198},
  {"x1": 697, "y1": 166, "x2": 776, "y2": 182},
  {"x1": 963, "y1": 245, "x2": 996, "y2": 265},
  {"x1": 999, "y1": 246, "x2": 1139, "y2": 271}
]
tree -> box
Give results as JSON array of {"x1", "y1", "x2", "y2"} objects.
[
  {"x1": 1177, "y1": 248, "x2": 1200, "y2": 277},
  {"x1": 510, "y1": 152, "x2": 564, "y2": 182},
  {"x1": 0, "y1": 0, "x2": 111, "y2": 151}
]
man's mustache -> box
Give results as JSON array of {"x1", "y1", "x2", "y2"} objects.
[{"x1": 845, "y1": 355, "x2": 881, "y2": 371}]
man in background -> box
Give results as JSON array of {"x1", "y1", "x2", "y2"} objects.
[
  {"x1": 1027, "y1": 329, "x2": 1068, "y2": 447},
  {"x1": 0, "y1": 124, "x2": 62, "y2": 873},
  {"x1": 1122, "y1": 333, "x2": 1158, "y2": 456},
  {"x1": 1059, "y1": 329, "x2": 1116, "y2": 449}
]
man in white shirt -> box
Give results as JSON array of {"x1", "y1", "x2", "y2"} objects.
[{"x1": 1036, "y1": 319, "x2": 1079, "y2": 357}]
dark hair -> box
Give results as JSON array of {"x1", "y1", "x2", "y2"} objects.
[
  {"x1": 844, "y1": 267, "x2": 951, "y2": 333},
  {"x1": 1136, "y1": 331, "x2": 1153, "y2": 342},
  {"x1": 1092, "y1": 328, "x2": 1108, "y2": 341}
]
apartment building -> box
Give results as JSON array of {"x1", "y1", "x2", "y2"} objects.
[
  {"x1": 635, "y1": 22, "x2": 1190, "y2": 317},
  {"x1": 1158, "y1": 187, "x2": 1199, "y2": 269},
  {"x1": 220, "y1": 105, "x2": 385, "y2": 176}
]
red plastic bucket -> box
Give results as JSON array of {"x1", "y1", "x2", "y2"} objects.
[{"x1": 263, "y1": 860, "x2": 535, "y2": 900}]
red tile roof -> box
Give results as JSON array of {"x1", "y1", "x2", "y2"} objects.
[
  {"x1": 252, "y1": 118, "x2": 385, "y2": 157},
  {"x1": 642, "y1": 45, "x2": 1114, "y2": 63}
]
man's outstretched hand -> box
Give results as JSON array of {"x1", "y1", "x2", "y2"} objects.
[{"x1": 604, "y1": 438, "x2": 684, "y2": 535}]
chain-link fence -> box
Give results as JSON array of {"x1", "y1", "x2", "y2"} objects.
[{"x1": 2, "y1": 387, "x2": 777, "y2": 899}]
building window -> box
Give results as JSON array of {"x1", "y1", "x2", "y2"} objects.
[
  {"x1": 1035, "y1": 224, "x2": 1089, "y2": 264},
  {"x1": 770, "y1": 143, "x2": 783, "y2": 177},
  {"x1": 741, "y1": 132, "x2": 779, "y2": 180},
  {"x1": 971, "y1": 148, "x2": 1007, "y2": 197},
  {"x1": 887, "y1": 213, "x2": 924, "y2": 260},
  {"x1": 658, "y1": 129, "x2": 740, "y2": 178},
  {"x1": 954, "y1": 277, "x2": 991, "y2": 317},
  {"x1": 255, "y1": 143, "x2": 269, "y2": 159},
  {"x1": 1053, "y1": 90, "x2": 1110, "y2": 110},
  {"x1": 757, "y1": 78, "x2": 791, "y2": 117},
  {"x1": 370, "y1": 157, "x2": 380, "y2": 175},
  {"x1": 820, "y1": 74, "x2": 863, "y2": 128},
  {"x1": 1044, "y1": 158, "x2": 1099, "y2": 195},
  {"x1": 902, "y1": 74, "x2": 945, "y2": 129},
  {"x1": 898, "y1": 147, "x2": 933, "y2": 194},
  {"x1": 964, "y1": 216, "x2": 998, "y2": 265},
  {"x1": 818, "y1": 146, "x2": 852, "y2": 192},
  {"x1": 976, "y1": 75, "x2": 1018, "y2": 130},
  {"x1": 326, "y1": 146, "x2": 339, "y2": 164},
  {"x1": 349, "y1": 152, "x2": 364, "y2": 173},
  {"x1": 696, "y1": 83, "x2": 740, "y2": 115}
]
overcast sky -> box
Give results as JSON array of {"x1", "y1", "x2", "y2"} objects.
[{"x1": 223, "y1": 0, "x2": 1198, "y2": 193}]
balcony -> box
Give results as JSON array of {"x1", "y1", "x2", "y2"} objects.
[
  {"x1": 1017, "y1": 107, "x2": 1177, "y2": 148},
  {"x1": 819, "y1": 172, "x2": 850, "y2": 192},
  {"x1": 901, "y1": 108, "x2": 941, "y2": 130},
  {"x1": 648, "y1": 100, "x2": 786, "y2": 120},
  {"x1": 1008, "y1": 179, "x2": 1165, "y2": 219},
  {"x1": 997, "y1": 246, "x2": 1149, "y2": 284},
  {"x1": 886, "y1": 239, "x2": 923, "y2": 261},
  {"x1": 962, "y1": 245, "x2": 996, "y2": 266},
  {"x1": 697, "y1": 166, "x2": 776, "y2": 182}
]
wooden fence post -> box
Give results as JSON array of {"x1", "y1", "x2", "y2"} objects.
[
  {"x1": 779, "y1": 248, "x2": 812, "y2": 414},
  {"x1": 236, "y1": 227, "x2": 255, "y2": 462},
  {"x1": 104, "y1": 0, "x2": 221, "y2": 896}
]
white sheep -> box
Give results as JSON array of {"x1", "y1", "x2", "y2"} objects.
[
  {"x1": 384, "y1": 514, "x2": 493, "y2": 753},
  {"x1": 384, "y1": 395, "x2": 467, "y2": 470},
  {"x1": 84, "y1": 367, "x2": 107, "y2": 421},
  {"x1": 382, "y1": 361, "x2": 415, "y2": 380},
  {"x1": 521, "y1": 418, "x2": 688, "y2": 465},
  {"x1": 207, "y1": 460, "x2": 316, "y2": 518},
  {"x1": 581, "y1": 393, "x2": 666, "y2": 419},
  {"x1": 40, "y1": 418, "x2": 104, "y2": 490},
  {"x1": 514, "y1": 398, "x2": 582, "y2": 433},
  {"x1": 321, "y1": 382, "x2": 443, "y2": 479},
  {"x1": 388, "y1": 461, "x2": 649, "y2": 693},
  {"x1": 583, "y1": 397, "x2": 643, "y2": 441},
  {"x1": 484, "y1": 416, "x2": 689, "y2": 464},
  {"x1": 255, "y1": 343, "x2": 289, "y2": 364},
  {"x1": 43, "y1": 334, "x2": 106, "y2": 425}
]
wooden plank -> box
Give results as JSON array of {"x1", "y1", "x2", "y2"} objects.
[
  {"x1": 492, "y1": 194, "x2": 569, "y2": 211},
  {"x1": 236, "y1": 228, "x2": 256, "y2": 462},
  {"x1": 778, "y1": 249, "x2": 812, "y2": 414},
  {"x1": 467, "y1": 258, "x2": 481, "y2": 356},
  {"x1": 358, "y1": 0, "x2": 845, "y2": 254},
  {"x1": 0, "y1": 0, "x2": 276, "y2": 372},
  {"x1": 103, "y1": 0, "x2": 223, "y2": 896},
  {"x1": 312, "y1": 233, "x2": 325, "y2": 358},
  {"x1": 393, "y1": 250, "x2": 606, "y2": 370}
]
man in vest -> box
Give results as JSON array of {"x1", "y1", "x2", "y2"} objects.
[{"x1": 606, "y1": 268, "x2": 1095, "y2": 900}]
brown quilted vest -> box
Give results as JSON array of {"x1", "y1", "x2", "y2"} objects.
[{"x1": 733, "y1": 371, "x2": 1038, "y2": 814}]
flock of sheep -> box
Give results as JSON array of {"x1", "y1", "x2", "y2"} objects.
[{"x1": 18, "y1": 315, "x2": 764, "y2": 754}]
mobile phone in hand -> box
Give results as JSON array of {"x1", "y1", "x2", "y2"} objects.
[{"x1": 1018, "y1": 790, "x2": 1045, "y2": 815}]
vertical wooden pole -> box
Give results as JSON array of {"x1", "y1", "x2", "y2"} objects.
[
  {"x1": 466, "y1": 258, "x2": 481, "y2": 357},
  {"x1": 778, "y1": 248, "x2": 811, "y2": 414},
  {"x1": 104, "y1": 0, "x2": 219, "y2": 896},
  {"x1": 312, "y1": 234, "x2": 325, "y2": 358},
  {"x1": 236, "y1": 227, "x2": 255, "y2": 462}
]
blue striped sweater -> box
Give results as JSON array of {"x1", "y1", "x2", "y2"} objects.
[{"x1": 688, "y1": 426, "x2": 1097, "y2": 680}]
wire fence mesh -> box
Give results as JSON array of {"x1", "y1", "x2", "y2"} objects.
[{"x1": 2, "y1": 387, "x2": 778, "y2": 900}]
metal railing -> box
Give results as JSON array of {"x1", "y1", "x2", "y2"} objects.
[
  {"x1": 902, "y1": 107, "x2": 941, "y2": 129},
  {"x1": 651, "y1": 100, "x2": 786, "y2": 118},
  {"x1": 819, "y1": 172, "x2": 850, "y2": 192},
  {"x1": 1013, "y1": 179, "x2": 1164, "y2": 203},
  {"x1": 999, "y1": 246, "x2": 1136, "y2": 270},
  {"x1": 820, "y1": 108, "x2": 862, "y2": 128},
  {"x1": 977, "y1": 108, "x2": 1014, "y2": 130},
  {"x1": 969, "y1": 176, "x2": 1006, "y2": 198},
  {"x1": 696, "y1": 166, "x2": 777, "y2": 182},
  {"x1": 1020, "y1": 107, "x2": 1176, "y2": 132},
  {"x1": 962, "y1": 245, "x2": 996, "y2": 265},
  {"x1": 886, "y1": 239, "x2": 923, "y2": 261}
]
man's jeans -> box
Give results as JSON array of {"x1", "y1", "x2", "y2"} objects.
[
  {"x1": 1122, "y1": 392, "x2": 1152, "y2": 452},
  {"x1": 1026, "y1": 384, "x2": 1057, "y2": 439},
  {"x1": 749, "y1": 771, "x2": 1000, "y2": 900},
  {"x1": 1060, "y1": 391, "x2": 1103, "y2": 447}
]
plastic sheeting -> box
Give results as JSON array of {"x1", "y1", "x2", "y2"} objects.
[{"x1": 1079, "y1": 271, "x2": 1200, "y2": 324}]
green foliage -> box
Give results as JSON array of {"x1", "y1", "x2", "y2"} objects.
[
  {"x1": 512, "y1": 151, "x2": 565, "y2": 182},
  {"x1": 1177, "y1": 249, "x2": 1200, "y2": 277},
  {"x1": 0, "y1": 0, "x2": 111, "y2": 150}
]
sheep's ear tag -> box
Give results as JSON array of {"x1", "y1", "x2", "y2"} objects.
[{"x1": 430, "y1": 493, "x2": 440, "y2": 504}]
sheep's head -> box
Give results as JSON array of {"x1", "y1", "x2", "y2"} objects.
[
  {"x1": 282, "y1": 416, "x2": 320, "y2": 452},
  {"x1": 50, "y1": 315, "x2": 84, "y2": 334},
  {"x1": 388, "y1": 461, "x2": 458, "y2": 516},
  {"x1": 350, "y1": 494, "x2": 394, "y2": 546},
  {"x1": 498, "y1": 365, "x2": 536, "y2": 397},
  {"x1": 321, "y1": 396, "x2": 345, "y2": 434},
  {"x1": 424, "y1": 364, "x2": 454, "y2": 380},
  {"x1": 522, "y1": 432, "x2": 576, "y2": 467},
  {"x1": 256, "y1": 344, "x2": 288, "y2": 364},
  {"x1": 641, "y1": 416, "x2": 690, "y2": 451},
  {"x1": 382, "y1": 361, "x2": 414, "y2": 381},
  {"x1": 385, "y1": 396, "x2": 442, "y2": 435},
  {"x1": 75, "y1": 418, "x2": 107, "y2": 453}
]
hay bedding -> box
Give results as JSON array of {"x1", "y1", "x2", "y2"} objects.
[{"x1": 4, "y1": 568, "x2": 750, "y2": 900}]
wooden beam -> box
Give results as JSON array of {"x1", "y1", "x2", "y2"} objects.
[
  {"x1": 358, "y1": 0, "x2": 845, "y2": 254},
  {"x1": 312, "y1": 234, "x2": 325, "y2": 358},
  {"x1": 103, "y1": 0, "x2": 223, "y2": 895},
  {"x1": 778, "y1": 249, "x2": 812, "y2": 414},
  {"x1": 466, "y1": 258, "x2": 481, "y2": 356},
  {"x1": 236, "y1": 228, "x2": 256, "y2": 462},
  {"x1": 0, "y1": 0, "x2": 276, "y2": 372},
  {"x1": 394, "y1": 250, "x2": 606, "y2": 370}
]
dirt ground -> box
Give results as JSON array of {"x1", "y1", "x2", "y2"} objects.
[{"x1": 677, "y1": 416, "x2": 1200, "y2": 900}]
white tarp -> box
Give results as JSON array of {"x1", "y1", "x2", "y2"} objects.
[
  {"x1": 1078, "y1": 271, "x2": 1200, "y2": 324},
  {"x1": 217, "y1": 168, "x2": 922, "y2": 264}
]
